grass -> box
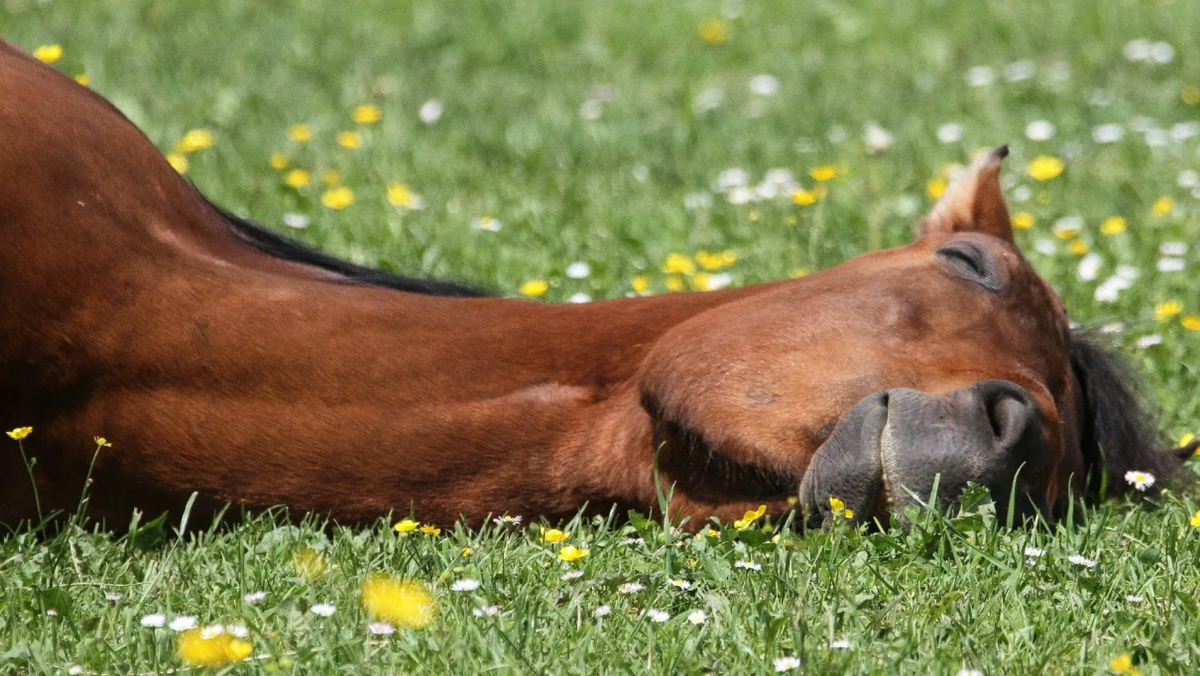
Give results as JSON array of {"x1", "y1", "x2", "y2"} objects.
[{"x1": 3, "y1": 0, "x2": 1200, "y2": 673}]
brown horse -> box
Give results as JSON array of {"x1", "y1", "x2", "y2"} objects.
[{"x1": 0, "y1": 39, "x2": 1189, "y2": 532}]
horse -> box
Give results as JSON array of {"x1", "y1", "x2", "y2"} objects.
[{"x1": 0, "y1": 39, "x2": 1190, "y2": 532}]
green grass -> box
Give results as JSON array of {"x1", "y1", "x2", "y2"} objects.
[{"x1": 3, "y1": 0, "x2": 1200, "y2": 673}]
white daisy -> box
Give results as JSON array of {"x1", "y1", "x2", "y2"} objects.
[
  {"x1": 419, "y1": 99, "x2": 443, "y2": 125},
  {"x1": 632, "y1": 165, "x2": 650, "y2": 182},
  {"x1": 1172, "y1": 122, "x2": 1199, "y2": 142},
  {"x1": 1092, "y1": 124, "x2": 1124, "y2": 144},
  {"x1": 1126, "y1": 595, "x2": 1144, "y2": 603},
  {"x1": 1123, "y1": 39, "x2": 1152, "y2": 62},
  {"x1": 493, "y1": 514, "x2": 522, "y2": 526},
  {"x1": 774, "y1": 656, "x2": 801, "y2": 672},
  {"x1": 687, "y1": 610, "x2": 707, "y2": 625},
  {"x1": 568, "y1": 293, "x2": 592, "y2": 303},
  {"x1": 199, "y1": 625, "x2": 225, "y2": 640},
  {"x1": 749, "y1": 74, "x2": 781, "y2": 96},
  {"x1": 310, "y1": 603, "x2": 337, "y2": 617},
  {"x1": 830, "y1": 638, "x2": 851, "y2": 649},
  {"x1": 646, "y1": 609, "x2": 670, "y2": 623},
  {"x1": 227, "y1": 624, "x2": 249, "y2": 638},
  {"x1": 451, "y1": 578, "x2": 481, "y2": 592},
  {"x1": 1160, "y1": 242, "x2": 1188, "y2": 256},
  {"x1": 243, "y1": 591, "x2": 267, "y2": 604},
  {"x1": 1100, "y1": 323, "x2": 1125, "y2": 334},
  {"x1": 1177, "y1": 171, "x2": 1200, "y2": 189},
  {"x1": 621, "y1": 537, "x2": 645, "y2": 546},
  {"x1": 472, "y1": 216, "x2": 502, "y2": 232},
  {"x1": 565, "y1": 262, "x2": 591, "y2": 279},
  {"x1": 105, "y1": 592, "x2": 123, "y2": 603},
  {"x1": 561, "y1": 570, "x2": 584, "y2": 581},
  {"x1": 667, "y1": 578, "x2": 692, "y2": 591},
  {"x1": 1135, "y1": 335, "x2": 1163, "y2": 349},
  {"x1": 1003, "y1": 60, "x2": 1035, "y2": 82},
  {"x1": 863, "y1": 122, "x2": 894, "y2": 154},
  {"x1": 1124, "y1": 470, "x2": 1155, "y2": 491},
  {"x1": 1149, "y1": 41, "x2": 1175, "y2": 64},
  {"x1": 966, "y1": 65, "x2": 994, "y2": 87},
  {"x1": 140, "y1": 614, "x2": 166, "y2": 628},
  {"x1": 1077, "y1": 253, "x2": 1103, "y2": 282},
  {"x1": 67, "y1": 667, "x2": 83, "y2": 675},
  {"x1": 283, "y1": 213, "x2": 310, "y2": 229},
  {"x1": 701, "y1": 273, "x2": 733, "y2": 291},
  {"x1": 594, "y1": 605, "x2": 612, "y2": 618},
  {"x1": 1067, "y1": 554, "x2": 1097, "y2": 568},
  {"x1": 936, "y1": 123, "x2": 963, "y2": 144},
  {"x1": 168, "y1": 616, "x2": 198, "y2": 632},
  {"x1": 958, "y1": 670, "x2": 984, "y2": 676},
  {"x1": 692, "y1": 88, "x2": 725, "y2": 114},
  {"x1": 1025, "y1": 120, "x2": 1055, "y2": 141},
  {"x1": 735, "y1": 560, "x2": 762, "y2": 571},
  {"x1": 684, "y1": 192, "x2": 713, "y2": 211},
  {"x1": 367, "y1": 622, "x2": 395, "y2": 635},
  {"x1": 618, "y1": 582, "x2": 644, "y2": 594},
  {"x1": 579, "y1": 99, "x2": 604, "y2": 121},
  {"x1": 472, "y1": 605, "x2": 502, "y2": 617}
]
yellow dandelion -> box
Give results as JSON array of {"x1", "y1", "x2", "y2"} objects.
[
  {"x1": 926, "y1": 177, "x2": 947, "y2": 200},
  {"x1": 697, "y1": 19, "x2": 728, "y2": 46},
  {"x1": 1109, "y1": 653, "x2": 1140, "y2": 676},
  {"x1": 1011, "y1": 212, "x2": 1035, "y2": 230},
  {"x1": 520, "y1": 280, "x2": 549, "y2": 298},
  {"x1": 176, "y1": 629, "x2": 253, "y2": 667},
  {"x1": 1183, "y1": 85, "x2": 1200, "y2": 106},
  {"x1": 1152, "y1": 196, "x2": 1174, "y2": 217},
  {"x1": 1026, "y1": 155, "x2": 1065, "y2": 181},
  {"x1": 663, "y1": 252, "x2": 696, "y2": 275},
  {"x1": 284, "y1": 169, "x2": 311, "y2": 188},
  {"x1": 166, "y1": 153, "x2": 189, "y2": 175},
  {"x1": 1155, "y1": 300, "x2": 1182, "y2": 322},
  {"x1": 292, "y1": 547, "x2": 327, "y2": 581},
  {"x1": 336, "y1": 131, "x2": 362, "y2": 149},
  {"x1": 394, "y1": 518, "x2": 419, "y2": 533},
  {"x1": 1068, "y1": 239, "x2": 1089, "y2": 256},
  {"x1": 1181, "y1": 315, "x2": 1200, "y2": 331},
  {"x1": 352, "y1": 104, "x2": 383, "y2": 125},
  {"x1": 361, "y1": 575, "x2": 435, "y2": 629},
  {"x1": 387, "y1": 183, "x2": 422, "y2": 209},
  {"x1": 33, "y1": 44, "x2": 63, "y2": 63},
  {"x1": 175, "y1": 128, "x2": 215, "y2": 154},
  {"x1": 809, "y1": 166, "x2": 836, "y2": 182},
  {"x1": 269, "y1": 153, "x2": 289, "y2": 170},
  {"x1": 419, "y1": 524, "x2": 441, "y2": 536},
  {"x1": 1100, "y1": 216, "x2": 1127, "y2": 236},
  {"x1": 630, "y1": 275, "x2": 651, "y2": 294},
  {"x1": 74, "y1": 74, "x2": 89, "y2": 86},
  {"x1": 733, "y1": 504, "x2": 767, "y2": 530},
  {"x1": 558, "y1": 545, "x2": 590, "y2": 562},
  {"x1": 321, "y1": 186, "x2": 354, "y2": 210},
  {"x1": 287, "y1": 123, "x2": 314, "y2": 143},
  {"x1": 665, "y1": 276, "x2": 685, "y2": 292},
  {"x1": 6, "y1": 427, "x2": 32, "y2": 440},
  {"x1": 540, "y1": 528, "x2": 569, "y2": 543},
  {"x1": 322, "y1": 170, "x2": 341, "y2": 186},
  {"x1": 791, "y1": 189, "x2": 818, "y2": 206}
]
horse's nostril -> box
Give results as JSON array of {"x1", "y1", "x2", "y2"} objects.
[{"x1": 977, "y1": 382, "x2": 1036, "y2": 450}]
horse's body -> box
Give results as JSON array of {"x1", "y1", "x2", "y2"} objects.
[{"x1": 0, "y1": 40, "x2": 1187, "y2": 530}]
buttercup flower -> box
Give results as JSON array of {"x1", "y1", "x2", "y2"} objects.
[
  {"x1": 6, "y1": 427, "x2": 32, "y2": 440},
  {"x1": 1100, "y1": 216, "x2": 1127, "y2": 235},
  {"x1": 34, "y1": 44, "x2": 64, "y2": 63},
  {"x1": 1110, "y1": 653, "x2": 1140, "y2": 676},
  {"x1": 520, "y1": 280, "x2": 549, "y2": 298},
  {"x1": 166, "y1": 153, "x2": 189, "y2": 174},
  {"x1": 419, "y1": 524, "x2": 441, "y2": 536},
  {"x1": 284, "y1": 169, "x2": 311, "y2": 188},
  {"x1": 287, "y1": 123, "x2": 313, "y2": 143},
  {"x1": 387, "y1": 183, "x2": 424, "y2": 210},
  {"x1": 176, "y1": 627, "x2": 253, "y2": 667},
  {"x1": 558, "y1": 545, "x2": 590, "y2": 562},
  {"x1": 360, "y1": 575, "x2": 435, "y2": 629},
  {"x1": 1152, "y1": 196, "x2": 1174, "y2": 216},
  {"x1": 269, "y1": 153, "x2": 288, "y2": 170},
  {"x1": 394, "y1": 519, "x2": 419, "y2": 533},
  {"x1": 1154, "y1": 301, "x2": 1182, "y2": 322},
  {"x1": 809, "y1": 166, "x2": 836, "y2": 181},
  {"x1": 336, "y1": 131, "x2": 362, "y2": 149},
  {"x1": 697, "y1": 19, "x2": 728, "y2": 45},
  {"x1": 176, "y1": 129, "x2": 215, "y2": 154},
  {"x1": 541, "y1": 528, "x2": 569, "y2": 543},
  {"x1": 734, "y1": 504, "x2": 767, "y2": 530},
  {"x1": 321, "y1": 187, "x2": 354, "y2": 210},
  {"x1": 1011, "y1": 212, "x2": 1035, "y2": 230},
  {"x1": 352, "y1": 105, "x2": 382, "y2": 124},
  {"x1": 292, "y1": 547, "x2": 327, "y2": 581},
  {"x1": 1190, "y1": 509, "x2": 1200, "y2": 530},
  {"x1": 1026, "y1": 155, "x2": 1065, "y2": 181},
  {"x1": 630, "y1": 275, "x2": 651, "y2": 294}
]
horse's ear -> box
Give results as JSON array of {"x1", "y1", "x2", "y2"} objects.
[{"x1": 917, "y1": 146, "x2": 1013, "y2": 242}]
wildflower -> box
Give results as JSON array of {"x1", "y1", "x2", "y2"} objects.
[
  {"x1": 473, "y1": 216, "x2": 502, "y2": 232},
  {"x1": 6, "y1": 427, "x2": 32, "y2": 440},
  {"x1": 1125, "y1": 595, "x2": 1144, "y2": 603},
  {"x1": 394, "y1": 518, "x2": 419, "y2": 533},
  {"x1": 1011, "y1": 212, "x2": 1034, "y2": 230},
  {"x1": 966, "y1": 66, "x2": 994, "y2": 87},
  {"x1": 493, "y1": 514, "x2": 522, "y2": 526},
  {"x1": 667, "y1": 578, "x2": 692, "y2": 591},
  {"x1": 558, "y1": 545, "x2": 589, "y2": 562},
  {"x1": 1180, "y1": 432, "x2": 1195, "y2": 447},
  {"x1": 287, "y1": 124, "x2": 313, "y2": 143},
  {"x1": 243, "y1": 591, "x2": 267, "y2": 604},
  {"x1": 176, "y1": 628, "x2": 253, "y2": 667},
  {"x1": 419, "y1": 99, "x2": 444, "y2": 124},
  {"x1": 1067, "y1": 554, "x2": 1096, "y2": 568},
  {"x1": 105, "y1": 592, "x2": 123, "y2": 602},
  {"x1": 383, "y1": 183, "x2": 423, "y2": 210},
  {"x1": 283, "y1": 213, "x2": 309, "y2": 229},
  {"x1": 176, "y1": 129, "x2": 215, "y2": 154},
  {"x1": 34, "y1": 44, "x2": 64, "y2": 63},
  {"x1": 1025, "y1": 120, "x2": 1055, "y2": 141},
  {"x1": 140, "y1": 613, "x2": 166, "y2": 628},
  {"x1": 336, "y1": 131, "x2": 362, "y2": 149},
  {"x1": 284, "y1": 169, "x2": 311, "y2": 188},
  {"x1": 1026, "y1": 155, "x2": 1064, "y2": 181},
  {"x1": 565, "y1": 262, "x2": 590, "y2": 279},
  {"x1": 1053, "y1": 216, "x2": 1082, "y2": 239},
  {"x1": 863, "y1": 122, "x2": 894, "y2": 154},
  {"x1": 561, "y1": 570, "x2": 584, "y2": 581},
  {"x1": 809, "y1": 166, "x2": 836, "y2": 182},
  {"x1": 352, "y1": 104, "x2": 382, "y2": 124},
  {"x1": 310, "y1": 603, "x2": 336, "y2": 617},
  {"x1": 1182, "y1": 316, "x2": 1200, "y2": 331},
  {"x1": 1124, "y1": 470, "x2": 1156, "y2": 491},
  {"x1": 1110, "y1": 653, "x2": 1140, "y2": 676},
  {"x1": 1068, "y1": 239, "x2": 1089, "y2": 256},
  {"x1": 1024, "y1": 546, "x2": 1045, "y2": 559},
  {"x1": 937, "y1": 123, "x2": 963, "y2": 144},
  {"x1": 166, "y1": 153, "x2": 189, "y2": 174},
  {"x1": 791, "y1": 189, "x2": 818, "y2": 206},
  {"x1": 360, "y1": 575, "x2": 435, "y2": 629},
  {"x1": 461, "y1": 547, "x2": 472, "y2": 557},
  {"x1": 450, "y1": 579, "x2": 481, "y2": 592},
  {"x1": 618, "y1": 582, "x2": 644, "y2": 594},
  {"x1": 74, "y1": 74, "x2": 89, "y2": 86},
  {"x1": 292, "y1": 548, "x2": 327, "y2": 581},
  {"x1": 621, "y1": 536, "x2": 645, "y2": 546},
  {"x1": 646, "y1": 609, "x2": 670, "y2": 623},
  {"x1": 472, "y1": 605, "x2": 501, "y2": 617},
  {"x1": 630, "y1": 275, "x2": 651, "y2": 294},
  {"x1": 1135, "y1": 335, "x2": 1162, "y2": 349},
  {"x1": 321, "y1": 187, "x2": 354, "y2": 210},
  {"x1": 419, "y1": 524, "x2": 441, "y2": 536},
  {"x1": 1092, "y1": 124, "x2": 1124, "y2": 144},
  {"x1": 696, "y1": 527, "x2": 718, "y2": 539},
  {"x1": 569, "y1": 293, "x2": 591, "y2": 303},
  {"x1": 1151, "y1": 196, "x2": 1174, "y2": 216},
  {"x1": 830, "y1": 639, "x2": 852, "y2": 649},
  {"x1": 269, "y1": 153, "x2": 289, "y2": 170},
  {"x1": 747, "y1": 74, "x2": 780, "y2": 97},
  {"x1": 926, "y1": 177, "x2": 947, "y2": 200},
  {"x1": 594, "y1": 605, "x2": 612, "y2": 618},
  {"x1": 519, "y1": 280, "x2": 550, "y2": 298},
  {"x1": 1100, "y1": 216, "x2": 1126, "y2": 236},
  {"x1": 1190, "y1": 510, "x2": 1200, "y2": 529},
  {"x1": 774, "y1": 656, "x2": 801, "y2": 672},
  {"x1": 168, "y1": 616, "x2": 198, "y2": 632},
  {"x1": 735, "y1": 560, "x2": 762, "y2": 571},
  {"x1": 367, "y1": 622, "x2": 395, "y2": 635},
  {"x1": 687, "y1": 610, "x2": 707, "y2": 625},
  {"x1": 1158, "y1": 258, "x2": 1185, "y2": 272},
  {"x1": 697, "y1": 19, "x2": 728, "y2": 45},
  {"x1": 733, "y1": 504, "x2": 767, "y2": 530},
  {"x1": 1154, "y1": 301, "x2": 1182, "y2": 322},
  {"x1": 663, "y1": 252, "x2": 696, "y2": 275}
]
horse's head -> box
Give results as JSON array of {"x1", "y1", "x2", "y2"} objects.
[{"x1": 640, "y1": 147, "x2": 1191, "y2": 527}]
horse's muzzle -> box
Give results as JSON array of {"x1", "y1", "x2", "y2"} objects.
[{"x1": 798, "y1": 380, "x2": 1050, "y2": 528}]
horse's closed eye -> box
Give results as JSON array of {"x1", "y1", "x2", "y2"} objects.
[{"x1": 936, "y1": 241, "x2": 1003, "y2": 291}]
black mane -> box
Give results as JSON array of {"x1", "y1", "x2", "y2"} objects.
[{"x1": 209, "y1": 200, "x2": 489, "y2": 298}]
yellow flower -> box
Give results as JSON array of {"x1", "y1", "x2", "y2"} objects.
[
  {"x1": 176, "y1": 629, "x2": 253, "y2": 667},
  {"x1": 1191, "y1": 509, "x2": 1200, "y2": 530},
  {"x1": 1068, "y1": 239, "x2": 1089, "y2": 256},
  {"x1": 1110, "y1": 653, "x2": 1141, "y2": 676},
  {"x1": 166, "y1": 153, "x2": 189, "y2": 175},
  {"x1": 284, "y1": 169, "x2": 311, "y2": 188},
  {"x1": 558, "y1": 545, "x2": 590, "y2": 562},
  {"x1": 387, "y1": 183, "x2": 422, "y2": 209},
  {"x1": 720, "y1": 250, "x2": 738, "y2": 266},
  {"x1": 288, "y1": 123, "x2": 314, "y2": 143},
  {"x1": 292, "y1": 547, "x2": 327, "y2": 581},
  {"x1": 321, "y1": 186, "x2": 354, "y2": 210},
  {"x1": 394, "y1": 518, "x2": 419, "y2": 533},
  {"x1": 697, "y1": 19, "x2": 728, "y2": 45},
  {"x1": 829, "y1": 497, "x2": 846, "y2": 515},
  {"x1": 74, "y1": 74, "x2": 89, "y2": 86},
  {"x1": 352, "y1": 104, "x2": 382, "y2": 125},
  {"x1": 692, "y1": 273, "x2": 713, "y2": 291},
  {"x1": 791, "y1": 268, "x2": 809, "y2": 278},
  {"x1": 695, "y1": 250, "x2": 722, "y2": 271},
  {"x1": 336, "y1": 131, "x2": 362, "y2": 149},
  {"x1": 540, "y1": 528, "x2": 569, "y2": 543},
  {"x1": 1181, "y1": 315, "x2": 1200, "y2": 331},
  {"x1": 630, "y1": 275, "x2": 651, "y2": 294},
  {"x1": 269, "y1": 153, "x2": 289, "y2": 170},
  {"x1": 419, "y1": 524, "x2": 441, "y2": 536},
  {"x1": 1099, "y1": 216, "x2": 1127, "y2": 236},
  {"x1": 809, "y1": 166, "x2": 836, "y2": 182},
  {"x1": 925, "y1": 177, "x2": 947, "y2": 200},
  {"x1": 843, "y1": 509, "x2": 855, "y2": 519},
  {"x1": 733, "y1": 504, "x2": 767, "y2": 530},
  {"x1": 94, "y1": 436, "x2": 111, "y2": 447},
  {"x1": 1011, "y1": 212, "x2": 1035, "y2": 230},
  {"x1": 6, "y1": 427, "x2": 32, "y2": 440},
  {"x1": 665, "y1": 276, "x2": 685, "y2": 292},
  {"x1": 361, "y1": 575, "x2": 435, "y2": 629},
  {"x1": 1152, "y1": 196, "x2": 1174, "y2": 217},
  {"x1": 1183, "y1": 85, "x2": 1200, "y2": 106},
  {"x1": 176, "y1": 128, "x2": 215, "y2": 154},
  {"x1": 1026, "y1": 155, "x2": 1065, "y2": 181},
  {"x1": 34, "y1": 44, "x2": 63, "y2": 63},
  {"x1": 696, "y1": 527, "x2": 718, "y2": 539},
  {"x1": 520, "y1": 280, "x2": 549, "y2": 298},
  {"x1": 461, "y1": 547, "x2": 472, "y2": 557},
  {"x1": 1155, "y1": 300, "x2": 1182, "y2": 322},
  {"x1": 791, "y1": 189, "x2": 818, "y2": 206},
  {"x1": 1180, "y1": 432, "x2": 1196, "y2": 447},
  {"x1": 322, "y1": 170, "x2": 341, "y2": 186},
  {"x1": 663, "y1": 253, "x2": 696, "y2": 275}
]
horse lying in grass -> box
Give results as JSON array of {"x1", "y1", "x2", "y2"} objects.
[{"x1": 0, "y1": 39, "x2": 1190, "y2": 532}]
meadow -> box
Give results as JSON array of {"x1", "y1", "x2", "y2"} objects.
[{"x1": 3, "y1": 0, "x2": 1200, "y2": 673}]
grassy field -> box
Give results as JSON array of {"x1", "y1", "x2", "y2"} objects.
[{"x1": 4, "y1": 0, "x2": 1200, "y2": 673}]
